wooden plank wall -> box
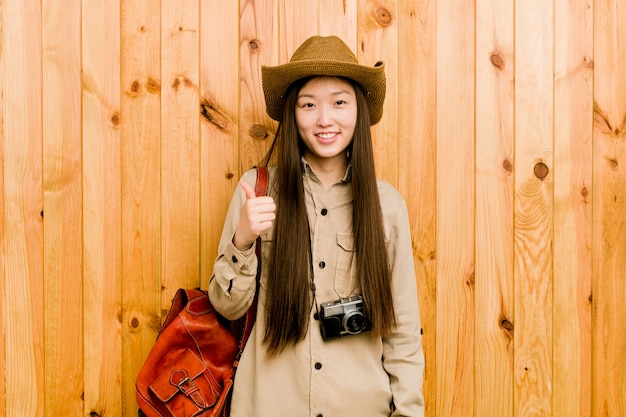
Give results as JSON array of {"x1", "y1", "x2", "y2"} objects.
[{"x1": 1, "y1": 0, "x2": 624, "y2": 416}]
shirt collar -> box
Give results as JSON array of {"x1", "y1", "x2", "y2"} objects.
[{"x1": 301, "y1": 157, "x2": 353, "y2": 184}]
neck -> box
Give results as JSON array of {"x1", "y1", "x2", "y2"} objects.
[{"x1": 303, "y1": 153, "x2": 348, "y2": 189}]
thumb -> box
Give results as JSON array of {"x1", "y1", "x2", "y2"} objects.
[{"x1": 239, "y1": 180, "x2": 257, "y2": 200}]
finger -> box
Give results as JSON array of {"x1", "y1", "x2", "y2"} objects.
[
  {"x1": 239, "y1": 180, "x2": 257, "y2": 200},
  {"x1": 251, "y1": 198, "x2": 276, "y2": 213}
]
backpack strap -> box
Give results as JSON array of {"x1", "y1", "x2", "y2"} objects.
[{"x1": 233, "y1": 166, "x2": 268, "y2": 359}]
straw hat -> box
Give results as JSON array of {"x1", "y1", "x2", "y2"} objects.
[{"x1": 262, "y1": 36, "x2": 386, "y2": 125}]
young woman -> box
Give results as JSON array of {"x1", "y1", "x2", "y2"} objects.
[{"x1": 209, "y1": 35, "x2": 425, "y2": 417}]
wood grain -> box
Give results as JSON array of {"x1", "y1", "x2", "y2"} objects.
[
  {"x1": 239, "y1": 0, "x2": 277, "y2": 170},
  {"x1": 592, "y1": 0, "x2": 626, "y2": 415},
  {"x1": 2, "y1": 1, "x2": 44, "y2": 415},
  {"x1": 81, "y1": 0, "x2": 122, "y2": 415},
  {"x1": 397, "y1": 1, "x2": 437, "y2": 415},
  {"x1": 319, "y1": 0, "x2": 358, "y2": 45},
  {"x1": 42, "y1": 0, "x2": 83, "y2": 414},
  {"x1": 279, "y1": 0, "x2": 318, "y2": 60},
  {"x1": 120, "y1": 0, "x2": 162, "y2": 415},
  {"x1": 160, "y1": 0, "x2": 201, "y2": 298},
  {"x1": 0, "y1": 2, "x2": 5, "y2": 415},
  {"x1": 475, "y1": 0, "x2": 515, "y2": 415},
  {"x1": 514, "y1": 0, "x2": 554, "y2": 415},
  {"x1": 358, "y1": 0, "x2": 399, "y2": 186},
  {"x1": 553, "y1": 0, "x2": 593, "y2": 416},
  {"x1": 199, "y1": 0, "x2": 240, "y2": 290},
  {"x1": 435, "y1": 0, "x2": 475, "y2": 415},
  {"x1": 1, "y1": 0, "x2": 625, "y2": 415}
]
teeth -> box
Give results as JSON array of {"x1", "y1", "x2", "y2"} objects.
[{"x1": 318, "y1": 133, "x2": 336, "y2": 139}]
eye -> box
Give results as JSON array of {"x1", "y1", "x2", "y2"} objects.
[{"x1": 335, "y1": 100, "x2": 347, "y2": 106}]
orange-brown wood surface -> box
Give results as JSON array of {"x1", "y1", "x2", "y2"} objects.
[{"x1": 1, "y1": 0, "x2": 624, "y2": 416}]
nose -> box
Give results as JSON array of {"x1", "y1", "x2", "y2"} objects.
[{"x1": 316, "y1": 106, "x2": 332, "y2": 126}]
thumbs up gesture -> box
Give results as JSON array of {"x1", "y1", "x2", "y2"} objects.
[{"x1": 233, "y1": 180, "x2": 276, "y2": 251}]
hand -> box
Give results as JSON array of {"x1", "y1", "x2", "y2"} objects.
[{"x1": 233, "y1": 180, "x2": 276, "y2": 250}]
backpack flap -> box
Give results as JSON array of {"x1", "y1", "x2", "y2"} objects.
[{"x1": 148, "y1": 348, "x2": 217, "y2": 413}]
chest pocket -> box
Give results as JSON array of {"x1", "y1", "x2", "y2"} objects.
[{"x1": 334, "y1": 233, "x2": 357, "y2": 296}]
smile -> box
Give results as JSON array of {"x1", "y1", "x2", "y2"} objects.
[{"x1": 317, "y1": 132, "x2": 338, "y2": 140}]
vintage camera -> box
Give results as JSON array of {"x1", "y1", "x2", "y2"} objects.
[{"x1": 319, "y1": 295, "x2": 371, "y2": 340}]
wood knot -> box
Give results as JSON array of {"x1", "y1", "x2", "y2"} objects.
[
  {"x1": 490, "y1": 52, "x2": 505, "y2": 70},
  {"x1": 500, "y1": 318, "x2": 514, "y2": 331},
  {"x1": 374, "y1": 7, "x2": 393, "y2": 26},
  {"x1": 110, "y1": 112, "x2": 121, "y2": 126},
  {"x1": 200, "y1": 100, "x2": 228, "y2": 129},
  {"x1": 534, "y1": 162, "x2": 549, "y2": 180},
  {"x1": 503, "y1": 158, "x2": 513, "y2": 173},
  {"x1": 607, "y1": 158, "x2": 618, "y2": 169},
  {"x1": 127, "y1": 80, "x2": 141, "y2": 98},
  {"x1": 249, "y1": 124, "x2": 270, "y2": 140},
  {"x1": 466, "y1": 272, "x2": 475, "y2": 288},
  {"x1": 145, "y1": 77, "x2": 161, "y2": 94},
  {"x1": 249, "y1": 39, "x2": 260, "y2": 52}
]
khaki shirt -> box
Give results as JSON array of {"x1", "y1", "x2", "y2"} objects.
[{"x1": 209, "y1": 162, "x2": 425, "y2": 417}]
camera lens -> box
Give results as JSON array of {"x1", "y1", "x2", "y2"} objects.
[{"x1": 342, "y1": 311, "x2": 366, "y2": 334}]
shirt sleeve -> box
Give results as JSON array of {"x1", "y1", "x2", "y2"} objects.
[
  {"x1": 208, "y1": 169, "x2": 260, "y2": 321},
  {"x1": 381, "y1": 191, "x2": 426, "y2": 417}
]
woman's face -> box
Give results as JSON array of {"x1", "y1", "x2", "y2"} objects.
[{"x1": 295, "y1": 76, "x2": 357, "y2": 169}]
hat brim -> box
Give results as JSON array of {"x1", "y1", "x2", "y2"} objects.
[{"x1": 262, "y1": 59, "x2": 386, "y2": 125}]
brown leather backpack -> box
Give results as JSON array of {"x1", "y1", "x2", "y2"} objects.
[{"x1": 136, "y1": 167, "x2": 268, "y2": 417}]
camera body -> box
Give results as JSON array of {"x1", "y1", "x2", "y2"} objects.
[{"x1": 319, "y1": 295, "x2": 371, "y2": 340}]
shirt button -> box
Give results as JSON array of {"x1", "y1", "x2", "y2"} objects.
[
  {"x1": 318, "y1": 261, "x2": 326, "y2": 269},
  {"x1": 314, "y1": 362, "x2": 322, "y2": 370},
  {"x1": 231, "y1": 255, "x2": 238, "y2": 263},
  {"x1": 320, "y1": 208, "x2": 328, "y2": 216}
]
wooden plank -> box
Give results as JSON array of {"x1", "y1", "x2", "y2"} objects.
[
  {"x1": 0, "y1": 2, "x2": 6, "y2": 415},
  {"x1": 435, "y1": 0, "x2": 475, "y2": 415},
  {"x1": 514, "y1": 0, "x2": 554, "y2": 415},
  {"x1": 358, "y1": 0, "x2": 398, "y2": 186},
  {"x1": 160, "y1": 0, "x2": 200, "y2": 298},
  {"x1": 278, "y1": 0, "x2": 360, "y2": 76},
  {"x1": 199, "y1": 0, "x2": 240, "y2": 289},
  {"x1": 41, "y1": 0, "x2": 83, "y2": 414},
  {"x1": 396, "y1": 1, "x2": 437, "y2": 415},
  {"x1": 475, "y1": 0, "x2": 515, "y2": 415},
  {"x1": 319, "y1": 0, "x2": 357, "y2": 45},
  {"x1": 278, "y1": 0, "x2": 318, "y2": 60},
  {"x1": 2, "y1": 1, "x2": 45, "y2": 415},
  {"x1": 120, "y1": 1, "x2": 162, "y2": 414},
  {"x1": 553, "y1": 0, "x2": 593, "y2": 416},
  {"x1": 81, "y1": 0, "x2": 122, "y2": 415},
  {"x1": 592, "y1": 0, "x2": 626, "y2": 415},
  {"x1": 239, "y1": 0, "x2": 278, "y2": 170}
]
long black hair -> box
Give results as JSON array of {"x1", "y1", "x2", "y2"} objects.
[{"x1": 260, "y1": 76, "x2": 395, "y2": 355}]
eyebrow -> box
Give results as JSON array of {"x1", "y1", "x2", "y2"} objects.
[{"x1": 297, "y1": 89, "x2": 354, "y2": 99}]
